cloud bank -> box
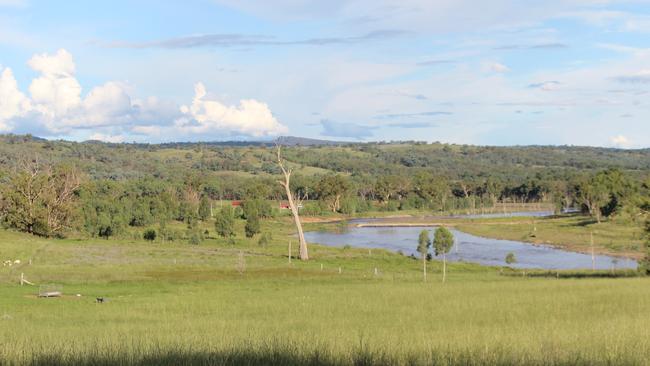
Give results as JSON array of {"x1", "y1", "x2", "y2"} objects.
[{"x1": 0, "y1": 49, "x2": 287, "y2": 140}]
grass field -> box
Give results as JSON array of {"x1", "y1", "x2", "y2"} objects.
[
  {"x1": 454, "y1": 214, "x2": 646, "y2": 259},
  {"x1": 0, "y1": 216, "x2": 648, "y2": 365}
]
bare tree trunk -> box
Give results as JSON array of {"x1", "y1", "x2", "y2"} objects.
[
  {"x1": 442, "y1": 253, "x2": 447, "y2": 283},
  {"x1": 590, "y1": 231, "x2": 595, "y2": 271},
  {"x1": 423, "y1": 255, "x2": 427, "y2": 282},
  {"x1": 277, "y1": 145, "x2": 309, "y2": 260}
]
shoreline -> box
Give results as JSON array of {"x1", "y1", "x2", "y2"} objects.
[{"x1": 308, "y1": 215, "x2": 642, "y2": 261}]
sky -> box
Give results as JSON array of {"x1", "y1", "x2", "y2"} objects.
[{"x1": 1, "y1": 0, "x2": 650, "y2": 147}]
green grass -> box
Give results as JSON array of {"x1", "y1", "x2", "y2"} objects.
[
  {"x1": 0, "y1": 217, "x2": 648, "y2": 365},
  {"x1": 455, "y1": 214, "x2": 645, "y2": 258}
]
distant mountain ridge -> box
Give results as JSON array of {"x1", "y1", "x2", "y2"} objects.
[
  {"x1": 1, "y1": 133, "x2": 648, "y2": 151},
  {"x1": 274, "y1": 136, "x2": 351, "y2": 146}
]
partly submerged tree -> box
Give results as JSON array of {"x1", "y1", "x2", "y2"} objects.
[
  {"x1": 433, "y1": 227, "x2": 455, "y2": 283},
  {"x1": 417, "y1": 230, "x2": 431, "y2": 281},
  {"x1": 505, "y1": 252, "x2": 517, "y2": 266}
]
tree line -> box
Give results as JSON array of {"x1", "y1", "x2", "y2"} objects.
[{"x1": 1, "y1": 160, "x2": 647, "y2": 238}]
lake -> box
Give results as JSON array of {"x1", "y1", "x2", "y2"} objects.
[{"x1": 304, "y1": 214, "x2": 637, "y2": 270}]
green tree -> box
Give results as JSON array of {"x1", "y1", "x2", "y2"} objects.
[
  {"x1": 375, "y1": 175, "x2": 399, "y2": 203},
  {"x1": 417, "y1": 230, "x2": 431, "y2": 281},
  {"x1": 241, "y1": 199, "x2": 273, "y2": 219},
  {"x1": 315, "y1": 174, "x2": 351, "y2": 212},
  {"x1": 575, "y1": 170, "x2": 634, "y2": 224},
  {"x1": 198, "y1": 196, "x2": 211, "y2": 221},
  {"x1": 214, "y1": 206, "x2": 235, "y2": 238},
  {"x1": 433, "y1": 227, "x2": 455, "y2": 283},
  {"x1": 245, "y1": 214, "x2": 260, "y2": 238},
  {"x1": 575, "y1": 175, "x2": 609, "y2": 223},
  {"x1": 1, "y1": 162, "x2": 81, "y2": 237},
  {"x1": 483, "y1": 178, "x2": 503, "y2": 207}
]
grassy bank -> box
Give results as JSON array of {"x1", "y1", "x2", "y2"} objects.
[{"x1": 455, "y1": 214, "x2": 645, "y2": 259}]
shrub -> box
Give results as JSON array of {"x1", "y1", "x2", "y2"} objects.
[
  {"x1": 245, "y1": 215, "x2": 261, "y2": 238},
  {"x1": 214, "y1": 207, "x2": 235, "y2": 238},
  {"x1": 258, "y1": 232, "x2": 271, "y2": 247},
  {"x1": 188, "y1": 232, "x2": 202, "y2": 245},
  {"x1": 339, "y1": 198, "x2": 357, "y2": 215},
  {"x1": 143, "y1": 229, "x2": 157, "y2": 242}
]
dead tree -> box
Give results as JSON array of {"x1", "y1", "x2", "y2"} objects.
[{"x1": 276, "y1": 145, "x2": 309, "y2": 260}]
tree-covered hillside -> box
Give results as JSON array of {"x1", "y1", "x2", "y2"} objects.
[
  {"x1": 0, "y1": 134, "x2": 648, "y2": 240},
  {"x1": 1, "y1": 134, "x2": 648, "y2": 180}
]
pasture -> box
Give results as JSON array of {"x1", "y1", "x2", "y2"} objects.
[{"x1": 0, "y1": 219, "x2": 648, "y2": 365}]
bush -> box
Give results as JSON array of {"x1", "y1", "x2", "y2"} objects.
[
  {"x1": 258, "y1": 232, "x2": 271, "y2": 247},
  {"x1": 188, "y1": 231, "x2": 202, "y2": 245},
  {"x1": 380, "y1": 200, "x2": 399, "y2": 212},
  {"x1": 98, "y1": 226, "x2": 114, "y2": 239},
  {"x1": 198, "y1": 197, "x2": 211, "y2": 221},
  {"x1": 339, "y1": 198, "x2": 356, "y2": 215},
  {"x1": 245, "y1": 215, "x2": 261, "y2": 238},
  {"x1": 301, "y1": 202, "x2": 324, "y2": 216},
  {"x1": 242, "y1": 199, "x2": 274, "y2": 219},
  {"x1": 143, "y1": 229, "x2": 157, "y2": 242},
  {"x1": 214, "y1": 207, "x2": 235, "y2": 238}
]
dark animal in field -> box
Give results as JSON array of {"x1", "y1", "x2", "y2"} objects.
[{"x1": 96, "y1": 297, "x2": 105, "y2": 303}]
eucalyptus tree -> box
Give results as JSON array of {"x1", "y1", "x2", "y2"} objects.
[
  {"x1": 417, "y1": 230, "x2": 431, "y2": 281},
  {"x1": 433, "y1": 227, "x2": 455, "y2": 283}
]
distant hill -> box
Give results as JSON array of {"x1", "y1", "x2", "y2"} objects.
[
  {"x1": 274, "y1": 136, "x2": 350, "y2": 146},
  {"x1": 0, "y1": 134, "x2": 648, "y2": 182}
]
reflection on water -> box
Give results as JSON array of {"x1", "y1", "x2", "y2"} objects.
[{"x1": 304, "y1": 225, "x2": 637, "y2": 270}]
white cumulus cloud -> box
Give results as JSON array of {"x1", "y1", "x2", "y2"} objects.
[
  {"x1": 0, "y1": 50, "x2": 287, "y2": 139},
  {"x1": 88, "y1": 133, "x2": 127, "y2": 143},
  {"x1": 610, "y1": 134, "x2": 631, "y2": 148},
  {"x1": 0, "y1": 66, "x2": 31, "y2": 131},
  {"x1": 176, "y1": 82, "x2": 288, "y2": 137},
  {"x1": 489, "y1": 62, "x2": 510, "y2": 73},
  {"x1": 28, "y1": 49, "x2": 82, "y2": 118}
]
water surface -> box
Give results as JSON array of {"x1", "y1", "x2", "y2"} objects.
[{"x1": 305, "y1": 224, "x2": 637, "y2": 270}]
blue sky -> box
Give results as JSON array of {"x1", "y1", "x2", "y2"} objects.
[{"x1": 1, "y1": 0, "x2": 650, "y2": 147}]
